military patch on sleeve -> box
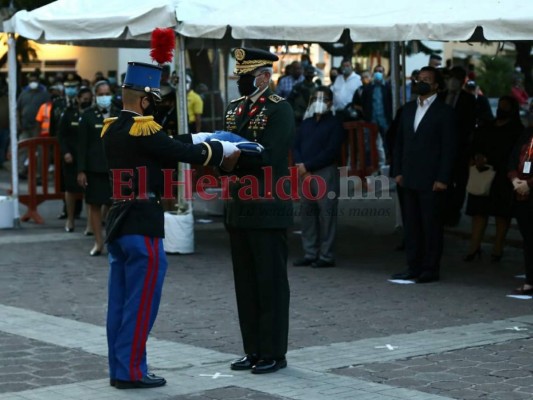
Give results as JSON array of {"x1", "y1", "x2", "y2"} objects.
[
  {"x1": 100, "y1": 117, "x2": 118, "y2": 137},
  {"x1": 129, "y1": 116, "x2": 162, "y2": 137},
  {"x1": 268, "y1": 94, "x2": 284, "y2": 103},
  {"x1": 230, "y1": 96, "x2": 246, "y2": 103}
]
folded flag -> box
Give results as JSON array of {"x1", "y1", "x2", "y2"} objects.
[{"x1": 207, "y1": 131, "x2": 264, "y2": 155}]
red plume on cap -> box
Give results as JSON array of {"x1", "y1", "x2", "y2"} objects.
[{"x1": 150, "y1": 28, "x2": 176, "y2": 65}]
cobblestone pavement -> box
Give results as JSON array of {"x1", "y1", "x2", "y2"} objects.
[
  {"x1": 335, "y1": 338, "x2": 533, "y2": 400},
  {"x1": 1, "y1": 168, "x2": 533, "y2": 399}
]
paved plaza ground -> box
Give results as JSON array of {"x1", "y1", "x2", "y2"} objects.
[{"x1": 1, "y1": 167, "x2": 532, "y2": 399}]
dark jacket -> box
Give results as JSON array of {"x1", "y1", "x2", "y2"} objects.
[
  {"x1": 353, "y1": 82, "x2": 393, "y2": 126},
  {"x1": 293, "y1": 112, "x2": 345, "y2": 172},
  {"x1": 222, "y1": 88, "x2": 295, "y2": 229},
  {"x1": 393, "y1": 97, "x2": 456, "y2": 191},
  {"x1": 102, "y1": 110, "x2": 224, "y2": 240},
  {"x1": 77, "y1": 107, "x2": 108, "y2": 173}
]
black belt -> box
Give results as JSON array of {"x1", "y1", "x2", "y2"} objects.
[{"x1": 112, "y1": 192, "x2": 160, "y2": 204}]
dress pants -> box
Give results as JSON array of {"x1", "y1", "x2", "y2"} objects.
[
  {"x1": 228, "y1": 228, "x2": 290, "y2": 359},
  {"x1": 299, "y1": 165, "x2": 339, "y2": 263},
  {"x1": 403, "y1": 188, "x2": 446, "y2": 275},
  {"x1": 106, "y1": 235, "x2": 167, "y2": 381},
  {"x1": 514, "y1": 199, "x2": 533, "y2": 285}
]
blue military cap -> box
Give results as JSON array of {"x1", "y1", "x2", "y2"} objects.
[{"x1": 123, "y1": 62, "x2": 162, "y2": 100}]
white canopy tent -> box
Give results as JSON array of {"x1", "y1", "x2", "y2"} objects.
[{"x1": 3, "y1": 0, "x2": 533, "y2": 227}]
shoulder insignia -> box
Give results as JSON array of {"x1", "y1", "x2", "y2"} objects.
[
  {"x1": 268, "y1": 94, "x2": 284, "y2": 103},
  {"x1": 129, "y1": 116, "x2": 162, "y2": 137},
  {"x1": 230, "y1": 96, "x2": 246, "y2": 103},
  {"x1": 100, "y1": 117, "x2": 118, "y2": 137}
]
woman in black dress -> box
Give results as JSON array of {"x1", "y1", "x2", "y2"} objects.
[
  {"x1": 464, "y1": 96, "x2": 524, "y2": 262},
  {"x1": 508, "y1": 122, "x2": 533, "y2": 294},
  {"x1": 57, "y1": 87, "x2": 93, "y2": 232},
  {"x1": 77, "y1": 81, "x2": 113, "y2": 256}
]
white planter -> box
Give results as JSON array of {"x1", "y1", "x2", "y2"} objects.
[
  {"x1": 163, "y1": 211, "x2": 194, "y2": 254},
  {"x1": 0, "y1": 196, "x2": 15, "y2": 229}
]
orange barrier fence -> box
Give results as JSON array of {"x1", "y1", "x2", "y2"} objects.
[
  {"x1": 340, "y1": 121, "x2": 380, "y2": 178},
  {"x1": 14, "y1": 137, "x2": 63, "y2": 224}
]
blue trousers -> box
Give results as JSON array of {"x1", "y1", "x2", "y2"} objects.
[{"x1": 106, "y1": 235, "x2": 167, "y2": 381}]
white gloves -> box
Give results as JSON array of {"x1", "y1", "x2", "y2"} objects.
[
  {"x1": 191, "y1": 132, "x2": 214, "y2": 144},
  {"x1": 216, "y1": 140, "x2": 240, "y2": 157}
]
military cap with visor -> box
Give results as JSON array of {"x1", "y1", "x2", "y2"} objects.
[{"x1": 233, "y1": 47, "x2": 279, "y2": 75}]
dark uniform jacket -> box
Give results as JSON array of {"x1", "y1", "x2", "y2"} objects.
[
  {"x1": 223, "y1": 88, "x2": 295, "y2": 229},
  {"x1": 57, "y1": 106, "x2": 81, "y2": 157},
  {"x1": 102, "y1": 110, "x2": 224, "y2": 240},
  {"x1": 78, "y1": 106, "x2": 109, "y2": 174},
  {"x1": 393, "y1": 97, "x2": 456, "y2": 191}
]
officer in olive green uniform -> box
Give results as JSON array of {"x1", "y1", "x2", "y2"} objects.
[{"x1": 225, "y1": 48, "x2": 295, "y2": 374}]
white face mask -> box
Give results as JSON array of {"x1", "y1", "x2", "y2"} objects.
[
  {"x1": 28, "y1": 81, "x2": 39, "y2": 90},
  {"x1": 96, "y1": 95, "x2": 112, "y2": 110},
  {"x1": 303, "y1": 92, "x2": 329, "y2": 120}
]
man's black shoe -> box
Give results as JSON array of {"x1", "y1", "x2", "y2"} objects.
[
  {"x1": 251, "y1": 357, "x2": 287, "y2": 374},
  {"x1": 311, "y1": 259, "x2": 335, "y2": 268},
  {"x1": 110, "y1": 379, "x2": 116, "y2": 386},
  {"x1": 292, "y1": 258, "x2": 315, "y2": 267},
  {"x1": 114, "y1": 374, "x2": 166, "y2": 389},
  {"x1": 391, "y1": 271, "x2": 420, "y2": 280},
  {"x1": 416, "y1": 272, "x2": 440, "y2": 284},
  {"x1": 230, "y1": 354, "x2": 258, "y2": 370}
]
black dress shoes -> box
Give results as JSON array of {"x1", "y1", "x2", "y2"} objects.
[
  {"x1": 114, "y1": 373, "x2": 166, "y2": 389},
  {"x1": 110, "y1": 379, "x2": 116, "y2": 386},
  {"x1": 416, "y1": 272, "x2": 440, "y2": 284},
  {"x1": 230, "y1": 354, "x2": 258, "y2": 370},
  {"x1": 251, "y1": 357, "x2": 287, "y2": 374},
  {"x1": 292, "y1": 258, "x2": 315, "y2": 267},
  {"x1": 391, "y1": 271, "x2": 420, "y2": 280},
  {"x1": 311, "y1": 259, "x2": 335, "y2": 268}
]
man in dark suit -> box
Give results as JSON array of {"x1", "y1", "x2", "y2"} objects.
[
  {"x1": 438, "y1": 66, "x2": 476, "y2": 226},
  {"x1": 223, "y1": 48, "x2": 295, "y2": 374},
  {"x1": 391, "y1": 66, "x2": 456, "y2": 283}
]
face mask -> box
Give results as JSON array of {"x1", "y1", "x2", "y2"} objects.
[
  {"x1": 373, "y1": 72, "x2": 384, "y2": 82},
  {"x1": 65, "y1": 87, "x2": 78, "y2": 98},
  {"x1": 342, "y1": 67, "x2": 352, "y2": 76},
  {"x1": 141, "y1": 96, "x2": 156, "y2": 116},
  {"x1": 303, "y1": 92, "x2": 329, "y2": 119},
  {"x1": 96, "y1": 95, "x2": 112, "y2": 110},
  {"x1": 108, "y1": 77, "x2": 117, "y2": 86},
  {"x1": 186, "y1": 82, "x2": 191, "y2": 91},
  {"x1": 28, "y1": 81, "x2": 39, "y2": 90},
  {"x1": 301, "y1": 60, "x2": 310, "y2": 68},
  {"x1": 237, "y1": 74, "x2": 258, "y2": 97},
  {"x1": 79, "y1": 100, "x2": 92, "y2": 110},
  {"x1": 417, "y1": 82, "x2": 432, "y2": 96},
  {"x1": 496, "y1": 108, "x2": 511, "y2": 120}
]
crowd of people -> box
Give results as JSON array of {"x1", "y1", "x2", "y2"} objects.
[{"x1": 1, "y1": 44, "x2": 533, "y2": 389}]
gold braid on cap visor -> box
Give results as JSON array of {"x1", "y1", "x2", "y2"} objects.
[{"x1": 234, "y1": 60, "x2": 274, "y2": 75}]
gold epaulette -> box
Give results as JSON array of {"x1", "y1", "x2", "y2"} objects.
[
  {"x1": 100, "y1": 117, "x2": 118, "y2": 137},
  {"x1": 268, "y1": 94, "x2": 284, "y2": 103},
  {"x1": 231, "y1": 96, "x2": 245, "y2": 103},
  {"x1": 129, "y1": 116, "x2": 162, "y2": 137}
]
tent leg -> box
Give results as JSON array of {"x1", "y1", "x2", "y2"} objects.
[{"x1": 7, "y1": 33, "x2": 20, "y2": 228}]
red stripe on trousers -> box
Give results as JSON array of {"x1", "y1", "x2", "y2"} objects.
[
  {"x1": 129, "y1": 237, "x2": 154, "y2": 381},
  {"x1": 139, "y1": 239, "x2": 160, "y2": 366}
]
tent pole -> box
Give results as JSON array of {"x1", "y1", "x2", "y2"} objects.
[
  {"x1": 176, "y1": 34, "x2": 191, "y2": 214},
  {"x1": 7, "y1": 33, "x2": 20, "y2": 228},
  {"x1": 389, "y1": 41, "x2": 400, "y2": 115},
  {"x1": 401, "y1": 41, "x2": 407, "y2": 105}
]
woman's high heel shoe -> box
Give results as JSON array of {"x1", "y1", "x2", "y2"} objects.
[{"x1": 463, "y1": 248, "x2": 482, "y2": 262}]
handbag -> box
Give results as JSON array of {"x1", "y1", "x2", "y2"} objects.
[{"x1": 466, "y1": 164, "x2": 496, "y2": 196}]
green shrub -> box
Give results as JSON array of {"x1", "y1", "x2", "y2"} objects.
[{"x1": 476, "y1": 55, "x2": 514, "y2": 97}]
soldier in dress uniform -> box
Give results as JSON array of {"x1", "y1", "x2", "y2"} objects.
[
  {"x1": 224, "y1": 48, "x2": 295, "y2": 374},
  {"x1": 102, "y1": 61, "x2": 240, "y2": 389}
]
